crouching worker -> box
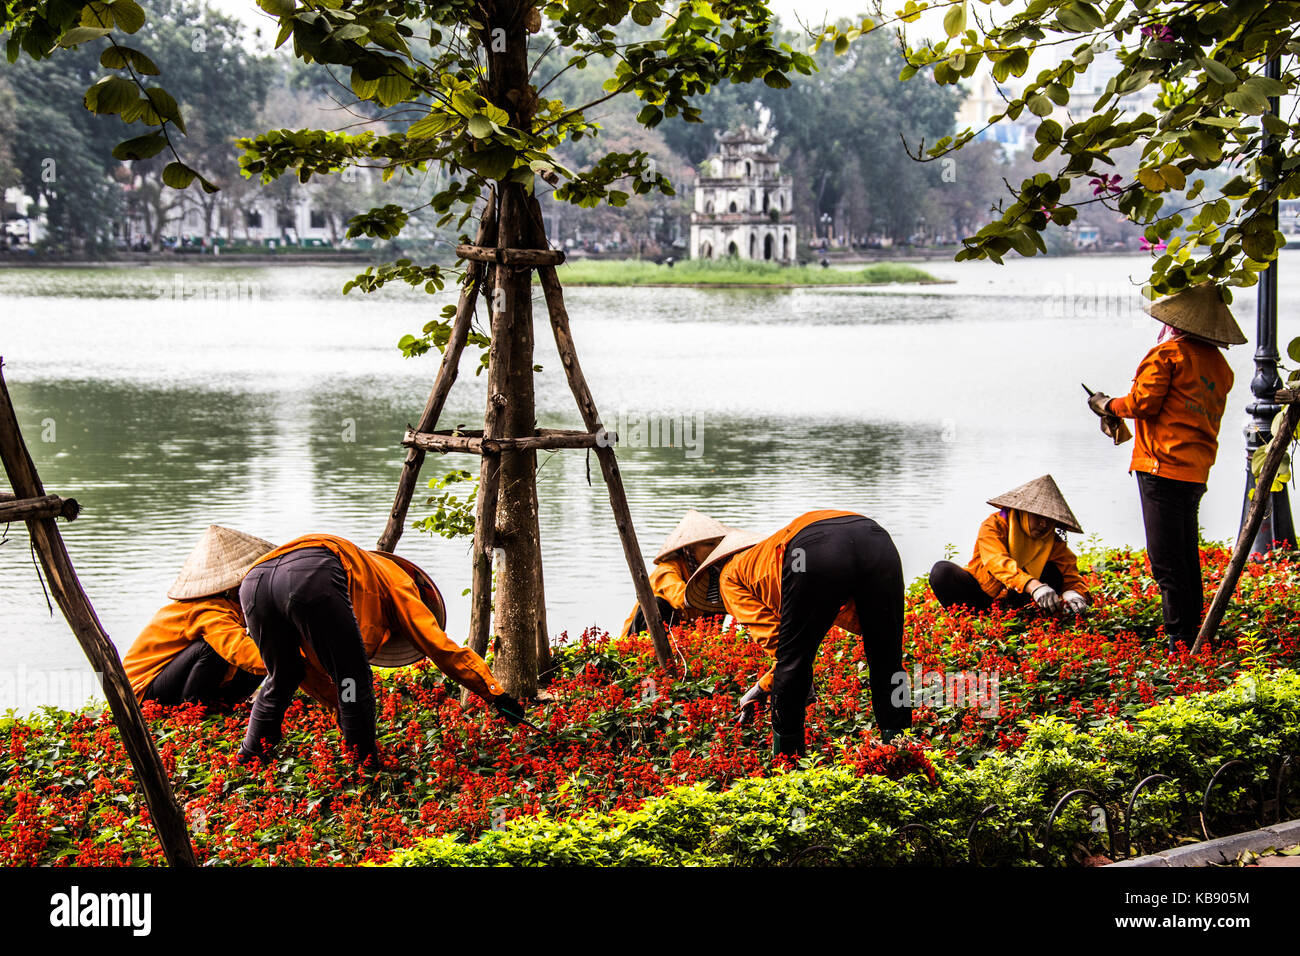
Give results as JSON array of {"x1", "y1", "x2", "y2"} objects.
[
  {"x1": 237, "y1": 533, "x2": 526, "y2": 766},
  {"x1": 686, "y1": 511, "x2": 912, "y2": 757},
  {"x1": 124, "y1": 526, "x2": 273, "y2": 709},
  {"x1": 621, "y1": 510, "x2": 728, "y2": 637},
  {"x1": 929, "y1": 475, "x2": 1089, "y2": 616}
]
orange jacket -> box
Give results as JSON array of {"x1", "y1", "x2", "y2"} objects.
[
  {"x1": 249, "y1": 534, "x2": 505, "y2": 702},
  {"x1": 620, "y1": 556, "x2": 710, "y2": 637},
  {"x1": 720, "y1": 510, "x2": 862, "y2": 691},
  {"x1": 1108, "y1": 338, "x2": 1233, "y2": 484},
  {"x1": 964, "y1": 512, "x2": 1088, "y2": 600},
  {"x1": 123, "y1": 596, "x2": 265, "y2": 703}
]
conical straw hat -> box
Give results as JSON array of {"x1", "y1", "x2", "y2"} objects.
[
  {"x1": 987, "y1": 475, "x2": 1083, "y2": 534},
  {"x1": 367, "y1": 551, "x2": 448, "y2": 668},
  {"x1": 654, "y1": 509, "x2": 729, "y2": 564},
  {"x1": 685, "y1": 527, "x2": 769, "y2": 613},
  {"x1": 167, "y1": 525, "x2": 277, "y2": 600},
  {"x1": 1144, "y1": 282, "x2": 1246, "y2": 347}
]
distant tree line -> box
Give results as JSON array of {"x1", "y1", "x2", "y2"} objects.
[{"x1": 0, "y1": 6, "x2": 1146, "y2": 260}]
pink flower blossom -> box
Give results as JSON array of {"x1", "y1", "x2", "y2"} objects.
[{"x1": 1090, "y1": 174, "x2": 1123, "y2": 197}]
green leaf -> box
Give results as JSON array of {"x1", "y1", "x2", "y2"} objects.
[
  {"x1": 1198, "y1": 57, "x2": 1237, "y2": 86},
  {"x1": 1287, "y1": 337, "x2": 1300, "y2": 364},
  {"x1": 467, "y1": 114, "x2": 494, "y2": 139},
  {"x1": 84, "y1": 75, "x2": 139, "y2": 115},
  {"x1": 408, "y1": 112, "x2": 456, "y2": 139},
  {"x1": 1026, "y1": 93, "x2": 1054, "y2": 116},
  {"x1": 100, "y1": 45, "x2": 159, "y2": 74},
  {"x1": 257, "y1": 0, "x2": 296, "y2": 16},
  {"x1": 631, "y1": 2, "x2": 657, "y2": 27},
  {"x1": 59, "y1": 26, "x2": 112, "y2": 47},
  {"x1": 1225, "y1": 88, "x2": 1266, "y2": 115},
  {"x1": 162, "y1": 162, "x2": 197, "y2": 189},
  {"x1": 943, "y1": 3, "x2": 967, "y2": 37},
  {"x1": 1158, "y1": 164, "x2": 1185, "y2": 190},
  {"x1": 375, "y1": 72, "x2": 411, "y2": 107},
  {"x1": 111, "y1": 131, "x2": 167, "y2": 160},
  {"x1": 111, "y1": 0, "x2": 147, "y2": 34},
  {"x1": 333, "y1": 24, "x2": 369, "y2": 42},
  {"x1": 1242, "y1": 230, "x2": 1276, "y2": 261},
  {"x1": 144, "y1": 87, "x2": 185, "y2": 133}
]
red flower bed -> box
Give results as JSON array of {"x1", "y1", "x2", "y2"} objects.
[{"x1": 2, "y1": 543, "x2": 1296, "y2": 865}]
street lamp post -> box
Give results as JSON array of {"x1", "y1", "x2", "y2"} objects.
[{"x1": 1241, "y1": 57, "x2": 1296, "y2": 554}]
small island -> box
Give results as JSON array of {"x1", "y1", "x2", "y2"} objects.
[{"x1": 553, "y1": 257, "x2": 939, "y2": 288}]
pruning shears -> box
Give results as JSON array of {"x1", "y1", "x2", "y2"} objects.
[
  {"x1": 1082, "y1": 383, "x2": 1132, "y2": 445},
  {"x1": 515, "y1": 715, "x2": 550, "y2": 737}
]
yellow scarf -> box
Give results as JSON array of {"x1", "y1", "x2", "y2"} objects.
[{"x1": 1006, "y1": 510, "x2": 1053, "y2": 580}]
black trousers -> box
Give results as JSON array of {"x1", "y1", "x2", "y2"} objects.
[
  {"x1": 1137, "y1": 472, "x2": 1207, "y2": 644},
  {"x1": 143, "y1": 639, "x2": 262, "y2": 708},
  {"x1": 238, "y1": 548, "x2": 378, "y2": 762},
  {"x1": 929, "y1": 560, "x2": 1065, "y2": 611},
  {"x1": 771, "y1": 515, "x2": 911, "y2": 745},
  {"x1": 629, "y1": 596, "x2": 682, "y2": 635}
]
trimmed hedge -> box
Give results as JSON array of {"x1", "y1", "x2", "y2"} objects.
[{"x1": 387, "y1": 670, "x2": 1300, "y2": 866}]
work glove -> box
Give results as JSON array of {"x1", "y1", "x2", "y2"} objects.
[
  {"x1": 736, "y1": 681, "x2": 769, "y2": 725},
  {"x1": 491, "y1": 693, "x2": 528, "y2": 726},
  {"x1": 1062, "y1": 590, "x2": 1088, "y2": 615},
  {"x1": 1032, "y1": 583, "x2": 1062, "y2": 613},
  {"x1": 1086, "y1": 392, "x2": 1113, "y2": 417},
  {"x1": 1099, "y1": 414, "x2": 1132, "y2": 445}
]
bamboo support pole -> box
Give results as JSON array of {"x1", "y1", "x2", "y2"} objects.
[
  {"x1": 0, "y1": 493, "x2": 80, "y2": 522},
  {"x1": 526, "y1": 206, "x2": 672, "y2": 669},
  {"x1": 466, "y1": 191, "x2": 513, "y2": 665},
  {"x1": 403, "y1": 429, "x2": 603, "y2": 454},
  {"x1": 0, "y1": 360, "x2": 196, "y2": 866},
  {"x1": 377, "y1": 192, "x2": 499, "y2": 553},
  {"x1": 1191, "y1": 397, "x2": 1300, "y2": 653},
  {"x1": 456, "y1": 244, "x2": 565, "y2": 267}
]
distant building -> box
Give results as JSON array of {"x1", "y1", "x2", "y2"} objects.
[{"x1": 690, "y1": 126, "x2": 796, "y2": 262}]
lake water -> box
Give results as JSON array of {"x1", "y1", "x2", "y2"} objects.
[{"x1": 2, "y1": 253, "x2": 1297, "y2": 708}]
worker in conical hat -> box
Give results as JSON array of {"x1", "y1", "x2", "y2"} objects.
[
  {"x1": 1086, "y1": 282, "x2": 1242, "y2": 651},
  {"x1": 686, "y1": 511, "x2": 912, "y2": 757},
  {"x1": 236, "y1": 534, "x2": 527, "y2": 767},
  {"x1": 620, "y1": 510, "x2": 729, "y2": 638},
  {"x1": 929, "y1": 476, "x2": 1090, "y2": 616},
  {"x1": 124, "y1": 526, "x2": 275, "y2": 709}
]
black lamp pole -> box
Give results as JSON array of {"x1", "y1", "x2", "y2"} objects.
[{"x1": 1240, "y1": 57, "x2": 1296, "y2": 554}]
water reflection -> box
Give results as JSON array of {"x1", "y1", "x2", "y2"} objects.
[{"x1": 2, "y1": 253, "x2": 1297, "y2": 707}]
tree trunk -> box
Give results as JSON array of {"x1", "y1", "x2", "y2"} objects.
[{"x1": 484, "y1": 1, "x2": 544, "y2": 698}]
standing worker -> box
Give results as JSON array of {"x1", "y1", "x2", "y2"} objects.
[
  {"x1": 237, "y1": 533, "x2": 526, "y2": 766},
  {"x1": 1086, "y1": 282, "x2": 1244, "y2": 652},
  {"x1": 686, "y1": 511, "x2": 912, "y2": 756},
  {"x1": 621, "y1": 510, "x2": 730, "y2": 637}
]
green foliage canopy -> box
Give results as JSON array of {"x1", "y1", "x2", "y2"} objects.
[{"x1": 817, "y1": 0, "x2": 1300, "y2": 296}]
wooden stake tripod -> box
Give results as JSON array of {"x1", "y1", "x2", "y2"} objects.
[
  {"x1": 0, "y1": 360, "x2": 196, "y2": 865},
  {"x1": 376, "y1": 192, "x2": 672, "y2": 671}
]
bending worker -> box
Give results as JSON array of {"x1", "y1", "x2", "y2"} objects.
[
  {"x1": 928, "y1": 475, "x2": 1090, "y2": 615},
  {"x1": 1086, "y1": 282, "x2": 1243, "y2": 652},
  {"x1": 237, "y1": 533, "x2": 526, "y2": 766},
  {"x1": 621, "y1": 510, "x2": 728, "y2": 637},
  {"x1": 686, "y1": 510, "x2": 912, "y2": 756},
  {"x1": 124, "y1": 525, "x2": 272, "y2": 709}
]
